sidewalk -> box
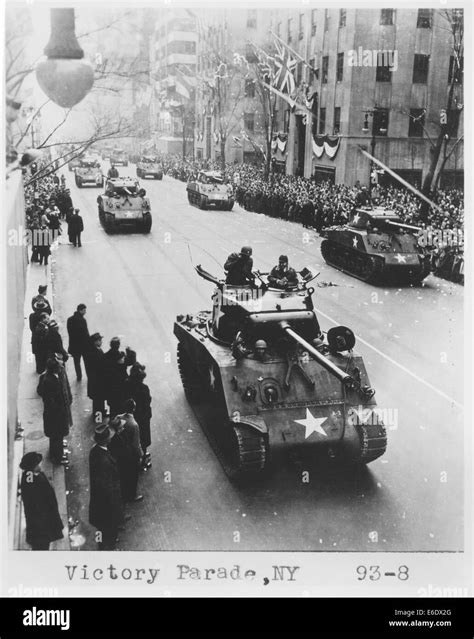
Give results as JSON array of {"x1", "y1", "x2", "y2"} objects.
[{"x1": 14, "y1": 244, "x2": 69, "y2": 550}]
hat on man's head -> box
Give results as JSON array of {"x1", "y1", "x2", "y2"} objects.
[
  {"x1": 77, "y1": 303, "x2": 86, "y2": 311},
  {"x1": 240, "y1": 246, "x2": 252, "y2": 256},
  {"x1": 34, "y1": 300, "x2": 48, "y2": 311},
  {"x1": 20, "y1": 451, "x2": 42, "y2": 471},
  {"x1": 38, "y1": 285, "x2": 47, "y2": 294},
  {"x1": 48, "y1": 319, "x2": 59, "y2": 329},
  {"x1": 94, "y1": 424, "x2": 112, "y2": 445},
  {"x1": 279, "y1": 255, "x2": 288, "y2": 263},
  {"x1": 90, "y1": 332, "x2": 103, "y2": 342}
]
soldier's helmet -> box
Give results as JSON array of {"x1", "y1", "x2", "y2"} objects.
[{"x1": 240, "y1": 246, "x2": 252, "y2": 256}]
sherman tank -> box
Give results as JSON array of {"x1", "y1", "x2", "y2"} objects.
[
  {"x1": 320, "y1": 207, "x2": 431, "y2": 283},
  {"x1": 174, "y1": 266, "x2": 387, "y2": 479},
  {"x1": 187, "y1": 171, "x2": 234, "y2": 210},
  {"x1": 136, "y1": 156, "x2": 163, "y2": 180},
  {"x1": 97, "y1": 177, "x2": 152, "y2": 234},
  {"x1": 74, "y1": 157, "x2": 103, "y2": 188}
]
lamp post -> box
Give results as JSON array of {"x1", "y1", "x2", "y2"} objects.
[
  {"x1": 362, "y1": 106, "x2": 387, "y2": 198},
  {"x1": 36, "y1": 8, "x2": 94, "y2": 108}
]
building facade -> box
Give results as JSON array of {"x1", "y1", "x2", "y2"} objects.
[{"x1": 270, "y1": 7, "x2": 463, "y2": 188}]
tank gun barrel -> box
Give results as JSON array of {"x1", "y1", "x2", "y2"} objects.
[
  {"x1": 385, "y1": 220, "x2": 422, "y2": 232},
  {"x1": 279, "y1": 321, "x2": 354, "y2": 387}
]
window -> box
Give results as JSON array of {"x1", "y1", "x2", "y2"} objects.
[
  {"x1": 288, "y1": 18, "x2": 293, "y2": 42},
  {"x1": 417, "y1": 9, "x2": 432, "y2": 28},
  {"x1": 336, "y1": 53, "x2": 344, "y2": 81},
  {"x1": 244, "y1": 112, "x2": 255, "y2": 132},
  {"x1": 322, "y1": 56, "x2": 329, "y2": 83},
  {"x1": 299, "y1": 13, "x2": 304, "y2": 39},
  {"x1": 311, "y1": 10, "x2": 317, "y2": 35},
  {"x1": 247, "y1": 9, "x2": 257, "y2": 29},
  {"x1": 294, "y1": 61, "x2": 302, "y2": 85},
  {"x1": 333, "y1": 107, "x2": 341, "y2": 134},
  {"x1": 244, "y1": 78, "x2": 255, "y2": 98},
  {"x1": 376, "y1": 59, "x2": 391, "y2": 82},
  {"x1": 308, "y1": 57, "x2": 315, "y2": 82},
  {"x1": 319, "y1": 107, "x2": 326, "y2": 134},
  {"x1": 447, "y1": 109, "x2": 460, "y2": 136},
  {"x1": 373, "y1": 109, "x2": 389, "y2": 136},
  {"x1": 380, "y1": 9, "x2": 395, "y2": 25},
  {"x1": 339, "y1": 9, "x2": 346, "y2": 27},
  {"x1": 324, "y1": 9, "x2": 329, "y2": 31},
  {"x1": 448, "y1": 55, "x2": 463, "y2": 84},
  {"x1": 413, "y1": 54, "x2": 429, "y2": 83},
  {"x1": 408, "y1": 108, "x2": 425, "y2": 137}
]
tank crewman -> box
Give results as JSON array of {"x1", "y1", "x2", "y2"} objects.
[
  {"x1": 268, "y1": 255, "x2": 298, "y2": 289},
  {"x1": 224, "y1": 246, "x2": 255, "y2": 286},
  {"x1": 108, "y1": 164, "x2": 119, "y2": 178}
]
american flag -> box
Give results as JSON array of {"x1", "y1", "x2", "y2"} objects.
[{"x1": 273, "y1": 39, "x2": 297, "y2": 95}]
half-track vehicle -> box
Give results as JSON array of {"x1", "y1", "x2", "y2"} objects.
[
  {"x1": 97, "y1": 177, "x2": 152, "y2": 234},
  {"x1": 186, "y1": 171, "x2": 234, "y2": 211},
  {"x1": 74, "y1": 157, "x2": 103, "y2": 188},
  {"x1": 136, "y1": 156, "x2": 163, "y2": 180},
  {"x1": 320, "y1": 207, "x2": 430, "y2": 283},
  {"x1": 174, "y1": 265, "x2": 387, "y2": 479}
]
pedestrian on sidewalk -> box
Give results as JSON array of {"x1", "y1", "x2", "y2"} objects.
[
  {"x1": 32, "y1": 315, "x2": 51, "y2": 374},
  {"x1": 110, "y1": 399, "x2": 143, "y2": 503},
  {"x1": 45, "y1": 319, "x2": 69, "y2": 363},
  {"x1": 37, "y1": 358, "x2": 73, "y2": 464},
  {"x1": 38, "y1": 225, "x2": 51, "y2": 266},
  {"x1": 31, "y1": 285, "x2": 52, "y2": 314},
  {"x1": 84, "y1": 333, "x2": 106, "y2": 422},
  {"x1": 29, "y1": 300, "x2": 50, "y2": 334},
  {"x1": 68, "y1": 209, "x2": 84, "y2": 247},
  {"x1": 67, "y1": 304, "x2": 90, "y2": 381},
  {"x1": 103, "y1": 338, "x2": 128, "y2": 418},
  {"x1": 123, "y1": 367, "x2": 152, "y2": 470},
  {"x1": 19, "y1": 452, "x2": 64, "y2": 550},
  {"x1": 89, "y1": 424, "x2": 123, "y2": 551}
]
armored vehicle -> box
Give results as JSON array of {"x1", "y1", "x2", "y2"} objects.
[
  {"x1": 186, "y1": 171, "x2": 234, "y2": 211},
  {"x1": 136, "y1": 156, "x2": 163, "y2": 180},
  {"x1": 68, "y1": 155, "x2": 82, "y2": 172},
  {"x1": 74, "y1": 157, "x2": 103, "y2": 188},
  {"x1": 109, "y1": 147, "x2": 129, "y2": 166},
  {"x1": 97, "y1": 177, "x2": 152, "y2": 234},
  {"x1": 174, "y1": 266, "x2": 387, "y2": 478},
  {"x1": 320, "y1": 207, "x2": 430, "y2": 283}
]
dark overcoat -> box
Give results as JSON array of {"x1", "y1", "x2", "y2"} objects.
[
  {"x1": 21, "y1": 471, "x2": 64, "y2": 547},
  {"x1": 88, "y1": 445, "x2": 123, "y2": 530}
]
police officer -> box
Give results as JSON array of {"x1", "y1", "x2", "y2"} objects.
[
  {"x1": 224, "y1": 246, "x2": 255, "y2": 285},
  {"x1": 268, "y1": 255, "x2": 298, "y2": 289}
]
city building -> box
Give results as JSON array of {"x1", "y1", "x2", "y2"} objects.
[{"x1": 269, "y1": 7, "x2": 463, "y2": 188}]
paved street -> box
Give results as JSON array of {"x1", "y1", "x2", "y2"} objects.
[{"x1": 53, "y1": 162, "x2": 463, "y2": 552}]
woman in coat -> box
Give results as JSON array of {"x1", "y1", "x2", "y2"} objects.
[
  {"x1": 123, "y1": 367, "x2": 152, "y2": 469},
  {"x1": 20, "y1": 452, "x2": 64, "y2": 550}
]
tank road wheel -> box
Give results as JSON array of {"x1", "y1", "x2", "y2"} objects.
[
  {"x1": 199, "y1": 195, "x2": 208, "y2": 210},
  {"x1": 227, "y1": 200, "x2": 234, "y2": 211},
  {"x1": 98, "y1": 206, "x2": 105, "y2": 224},
  {"x1": 222, "y1": 423, "x2": 267, "y2": 480},
  {"x1": 187, "y1": 191, "x2": 193, "y2": 204},
  {"x1": 177, "y1": 343, "x2": 204, "y2": 403}
]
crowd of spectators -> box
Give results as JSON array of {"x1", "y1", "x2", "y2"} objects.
[{"x1": 157, "y1": 154, "x2": 464, "y2": 284}]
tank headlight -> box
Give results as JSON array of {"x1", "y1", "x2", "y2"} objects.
[
  {"x1": 264, "y1": 385, "x2": 278, "y2": 403},
  {"x1": 243, "y1": 385, "x2": 256, "y2": 401}
]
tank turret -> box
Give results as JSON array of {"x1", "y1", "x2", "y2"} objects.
[
  {"x1": 321, "y1": 206, "x2": 431, "y2": 283},
  {"x1": 174, "y1": 265, "x2": 387, "y2": 479}
]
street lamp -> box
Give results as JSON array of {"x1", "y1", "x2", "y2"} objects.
[
  {"x1": 36, "y1": 8, "x2": 94, "y2": 108},
  {"x1": 362, "y1": 107, "x2": 387, "y2": 198}
]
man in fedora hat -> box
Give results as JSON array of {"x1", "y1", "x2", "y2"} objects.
[
  {"x1": 31, "y1": 285, "x2": 52, "y2": 315},
  {"x1": 20, "y1": 452, "x2": 64, "y2": 550},
  {"x1": 37, "y1": 358, "x2": 72, "y2": 464},
  {"x1": 89, "y1": 424, "x2": 123, "y2": 550},
  {"x1": 67, "y1": 304, "x2": 90, "y2": 381},
  {"x1": 109, "y1": 399, "x2": 143, "y2": 502},
  {"x1": 84, "y1": 333, "x2": 106, "y2": 421}
]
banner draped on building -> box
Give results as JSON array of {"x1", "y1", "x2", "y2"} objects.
[{"x1": 312, "y1": 135, "x2": 341, "y2": 159}]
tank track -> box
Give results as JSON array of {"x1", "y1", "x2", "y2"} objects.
[
  {"x1": 321, "y1": 239, "x2": 384, "y2": 283},
  {"x1": 354, "y1": 420, "x2": 387, "y2": 464},
  {"x1": 177, "y1": 344, "x2": 204, "y2": 402},
  {"x1": 227, "y1": 424, "x2": 267, "y2": 476}
]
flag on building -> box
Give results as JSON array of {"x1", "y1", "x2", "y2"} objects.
[{"x1": 273, "y1": 39, "x2": 297, "y2": 95}]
